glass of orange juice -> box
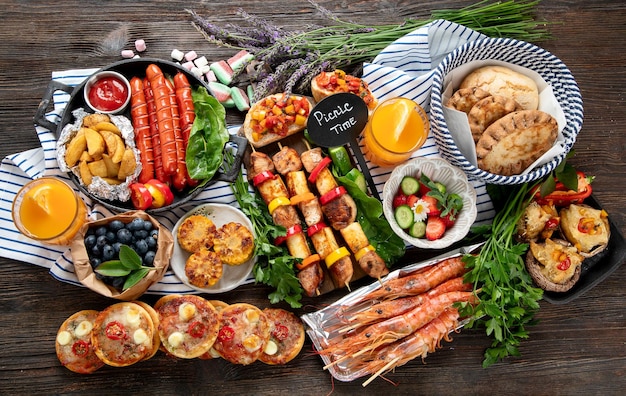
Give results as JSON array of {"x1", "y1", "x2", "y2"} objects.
[
  {"x1": 362, "y1": 97, "x2": 429, "y2": 167},
  {"x1": 12, "y1": 177, "x2": 88, "y2": 245}
]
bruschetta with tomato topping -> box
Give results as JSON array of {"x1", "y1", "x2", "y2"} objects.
[
  {"x1": 242, "y1": 93, "x2": 313, "y2": 148},
  {"x1": 311, "y1": 69, "x2": 378, "y2": 111}
]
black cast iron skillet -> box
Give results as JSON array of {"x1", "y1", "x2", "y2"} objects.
[{"x1": 33, "y1": 58, "x2": 247, "y2": 213}]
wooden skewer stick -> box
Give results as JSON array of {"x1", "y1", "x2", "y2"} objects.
[{"x1": 362, "y1": 356, "x2": 400, "y2": 387}]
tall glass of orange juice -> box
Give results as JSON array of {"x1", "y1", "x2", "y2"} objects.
[
  {"x1": 362, "y1": 97, "x2": 429, "y2": 167},
  {"x1": 12, "y1": 177, "x2": 87, "y2": 245}
]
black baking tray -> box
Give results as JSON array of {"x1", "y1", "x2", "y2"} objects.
[{"x1": 542, "y1": 194, "x2": 625, "y2": 304}]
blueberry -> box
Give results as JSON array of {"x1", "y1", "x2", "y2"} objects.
[
  {"x1": 117, "y1": 228, "x2": 133, "y2": 244},
  {"x1": 150, "y1": 229, "x2": 159, "y2": 238},
  {"x1": 108, "y1": 220, "x2": 125, "y2": 232},
  {"x1": 90, "y1": 257, "x2": 101, "y2": 269},
  {"x1": 96, "y1": 235, "x2": 108, "y2": 248},
  {"x1": 146, "y1": 236, "x2": 157, "y2": 250},
  {"x1": 112, "y1": 242, "x2": 122, "y2": 255},
  {"x1": 134, "y1": 229, "x2": 149, "y2": 240},
  {"x1": 94, "y1": 226, "x2": 108, "y2": 237},
  {"x1": 90, "y1": 245, "x2": 102, "y2": 258},
  {"x1": 143, "y1": 250, "x2": 156, "y2": 266},
  {"x1": 102, "y1": 245, "x2": 116, "y2": 261},
  {"x1": 143, "y1": 221, "x2": 154, "y2": 231},
  {"x1": 133, "y1": 239, "x2": 149, "y2": 256},
  {"x1": 84, "y1": 234, "x2": 97, "y2": 249},
  {"x1": 128, "y1": 218, "x2": 146, "y2": 231},
  {"x1": 111, "y1": 276, "x2": 126, "y2": 290},
  {"x1": 105, "y1": 230, "x2": 116, "y2": 242}
]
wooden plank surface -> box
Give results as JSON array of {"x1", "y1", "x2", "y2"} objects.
[{"x1": 0, "y1": 1, "x2": 624, "y2": 394}]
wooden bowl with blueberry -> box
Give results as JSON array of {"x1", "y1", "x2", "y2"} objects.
[{"x1": 70, "y1": 211, "x2": 174, "y2": 300}]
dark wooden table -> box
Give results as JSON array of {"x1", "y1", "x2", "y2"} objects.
[{"x1": 1, "y1": 1, "x2": 624, "y2": 394}]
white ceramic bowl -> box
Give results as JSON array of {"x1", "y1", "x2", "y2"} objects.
[
  {"x1": 170, "y1": 203, "x2": 256, "y2": 294},
  {"x1": 382, "y1": 157, "x2": 477, "y2": 250},
  {"x1": 430, "y1": 37, "x2": 583, "y2": 185},
  {"x1": 83, "y1": 70, "x2": 131, "y2": 114}
]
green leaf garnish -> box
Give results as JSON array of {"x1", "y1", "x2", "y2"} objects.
[
  {"x1": 94, "y1": 260, "x2": 132, "y2": 277},
  {"x1": 123, "y1": 267, "x2": 152, "y2": 290},
  {"x1": 119, "y1": 244, "x2": 143, "y2": 270}
]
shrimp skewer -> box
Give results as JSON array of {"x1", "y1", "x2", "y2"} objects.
[
  {"x1": 357, "y1": 308, "x2": 461, "y2": 386},
  {"x1": 363, "y1": 256, "x2": 467, "y2": 301},
  {"x1": 319, "y1": 291, "x2": 476, "y2": 368},
  {"x1": 339, "y1": 277, "x2": 471, "y2": 334}
]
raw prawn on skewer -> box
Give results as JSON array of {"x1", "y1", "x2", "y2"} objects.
[
  {"x1": 363, "y1": 256, "x2": 468, "y2": 301},
  {"x1": 339, "y1": 277, "x2": 471, "y2": 334},
  {"x1": 356, "y1": 308, "x2": 462, "y2": 387},
  {"x1": 319, "y1": 290, "x2": 477, "y2": 368}
]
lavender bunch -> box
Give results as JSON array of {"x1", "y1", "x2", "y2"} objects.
[{"x1": 187, "y1": 0, "x2": 549, "y2": 98}]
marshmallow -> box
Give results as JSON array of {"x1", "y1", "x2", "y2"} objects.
[
  {"x1": 121, "y1": 50, "x2": 135, "y2": 58},
  {"x1": 207, "y1": 81, "x2": 232, "y2": 103},
  {"x1": 171, "y1": 49, "x2": 185, "y2": 62},
  {"x1": 184, "y1": 50, "x2": 198, "y2": 62},
  {"x1": 209, "y1": 60, "x2": 234, "y2": 85},
  {"x1": 230, "y1": 87, "x2": 250, "y2": 112},
  {"x1": 134, "y1": 39, "x2": 146, "y2": 52}
]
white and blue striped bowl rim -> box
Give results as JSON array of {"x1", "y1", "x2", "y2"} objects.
[{"x1": 430, "y1": 37, "x2": 583, "y2": 185}]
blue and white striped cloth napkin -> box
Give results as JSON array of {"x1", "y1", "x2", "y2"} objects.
[{"x1": 0, "y1": 20, "x2": 494, "y2": 295}]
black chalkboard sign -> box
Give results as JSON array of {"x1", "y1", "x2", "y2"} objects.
[
  {"x1": 305, "y1": 93, "x2": 380, "y2": 200},
  {"x1": 306, "y1": 93, "x2": 369, "y2": 147}
]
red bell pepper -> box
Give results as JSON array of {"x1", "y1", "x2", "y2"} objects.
[
  {"x1": 307, "y1": 156, "x2": 332, "y2": 183},
  {"x1": 533, "y1": 171, "x2": 594, "y2": 206},
  {"x1": 274, "y1": 224, "x2": 303, "y2": 246},
  {"x1": 319, "y1": 186, "x2": 347, "y2": 206},
  {"x1": 252, "y1": 170, "x2": 276, "y2": 187}
]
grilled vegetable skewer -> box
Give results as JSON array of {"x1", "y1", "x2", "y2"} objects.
[
  {"x1": 300, "y1": 147, "x2": 389, "y2": 279},
  {"x1": 272, "y1": 146, "x2": 352, "y2": 289},
  {"x1": 248, "y1": 151, "x2": 324, "y2": 297}
]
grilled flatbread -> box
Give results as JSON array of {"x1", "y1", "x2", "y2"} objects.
[
  {"x1": 476, "y1": 110, "x2": 558, "y2": 176},
  {"x1": 445, "y1": 87, "x2": 491, "y2": 114},
  {"x1": 468, "y1": 94, "x2": 522, "y2": 143}
]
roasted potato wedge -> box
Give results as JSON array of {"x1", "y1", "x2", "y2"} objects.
[
  {"x1": 101, "y1": 153, "x2": 121, "y2": 178},
  {"x1": 65, "y1": 132, "x2": 87, "y2": 167},
  {"x1": 93, "y1": 121, "x2": 122, "y2": 136},
  {"x1": 87, "y1": 159, "x2": 108, "y2": 178},
  {"x1": 79, "y1": 160, "x2": 92, "y2": 186},
  {"x1": 82, "y1": 113, "x2": 110, "y2": 128},
  {"x1": 84, "y1": 127, "x2": 105, "y2": 159},
  {"x1": 117, "y1": 148, "x2": 136, "y2": 180}
]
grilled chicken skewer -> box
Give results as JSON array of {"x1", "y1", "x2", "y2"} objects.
[
  {"x1": 300, "y1": 147, "x2": 389, "y2": 279},
  {"x1": 272, "y1": 146, "x2": 353, "y2": 289},
  {"x1": 247, "y1": 151, "x2": 324, "y2": 297}
]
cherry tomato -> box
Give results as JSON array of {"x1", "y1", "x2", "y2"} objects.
[
  {"x1": 145, "y1": 179, "x2": 174, "y2": 206},
  {"x1": 271, "y1": 324, "x2": 289, "y2": 341},
  {"x1": 188, "y1": 321, "x2": 206, "y2": 338},
  {"x1": 129, "y1": 183, "x2": 153, "y2": 210},
  {"x1": 105, "y1": 321, "x2": 127, "y2": 340},
  {"x1": 217, "y1": 326, "x2": 235, "y2": 342},
  {"x1": 557, "y1": 257, "x2": 571, "y2": 271},
  {"x1": 71, "y1": 340, "x2": 90, "y2": 357}
]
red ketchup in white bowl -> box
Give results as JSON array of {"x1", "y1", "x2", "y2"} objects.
[{"x1": 84, "y1": 71, "x2": 131, "y2": 114}]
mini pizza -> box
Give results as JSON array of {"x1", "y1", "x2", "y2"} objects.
[
  {"x1": 213, "y1": 303, "x2": 270, "y2": 365},
  {"x1": 311, "y1": 69, "x2": 378, "y2": 111},
  {"x1": 56, "y1": 309, "x2": 104, "y2": 374},
  {"x1": 133, "y1": 300, "x2": 161, "y2": 361},
  {"x1": 155, "y1": 294, "x2": 219, "y2": 359},
  {"x1": 242, "y1": 93, "x2": 313, "y2": 148},
  {"x1": 91, "y1": 302, "x2": 156, "y2": 367},
  {"x1": 198, "y1": 300, "x2": 230, "y2": 360},
  {"x1": 258, "y1": 308, "x2": 305, "y2": 365}
]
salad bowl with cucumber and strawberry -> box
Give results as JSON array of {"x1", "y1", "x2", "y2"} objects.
[{"x1": 382, "y1": 157, "x2": 477, "y2": 250}]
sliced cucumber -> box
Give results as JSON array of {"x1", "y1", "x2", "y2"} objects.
[
  {"x1": 408, "y1": 220, "x2": 426, "y2": 238},
  {"x1": 346, "y1": 168, "x2": 367, "y2": 193},
  {"x1": 400, "y1": 176, "x2": 420, "y2": 196},
  {"x1": 394, "y1": 204, "x2": 414, "y2": 229}
]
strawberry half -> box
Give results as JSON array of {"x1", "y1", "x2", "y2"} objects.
[
  {"x1": 441, "y1": 213, "x2": 456, "y2": 229},
  {"x1": 425, "y1": 217, "x2": 446, "y2": 241},
  {"x1": 392, "y1": 192, "x2": 408, "y2": 208},
  {"x1": 422, "y1": 196, "x2": 441, "y2": 217}
]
